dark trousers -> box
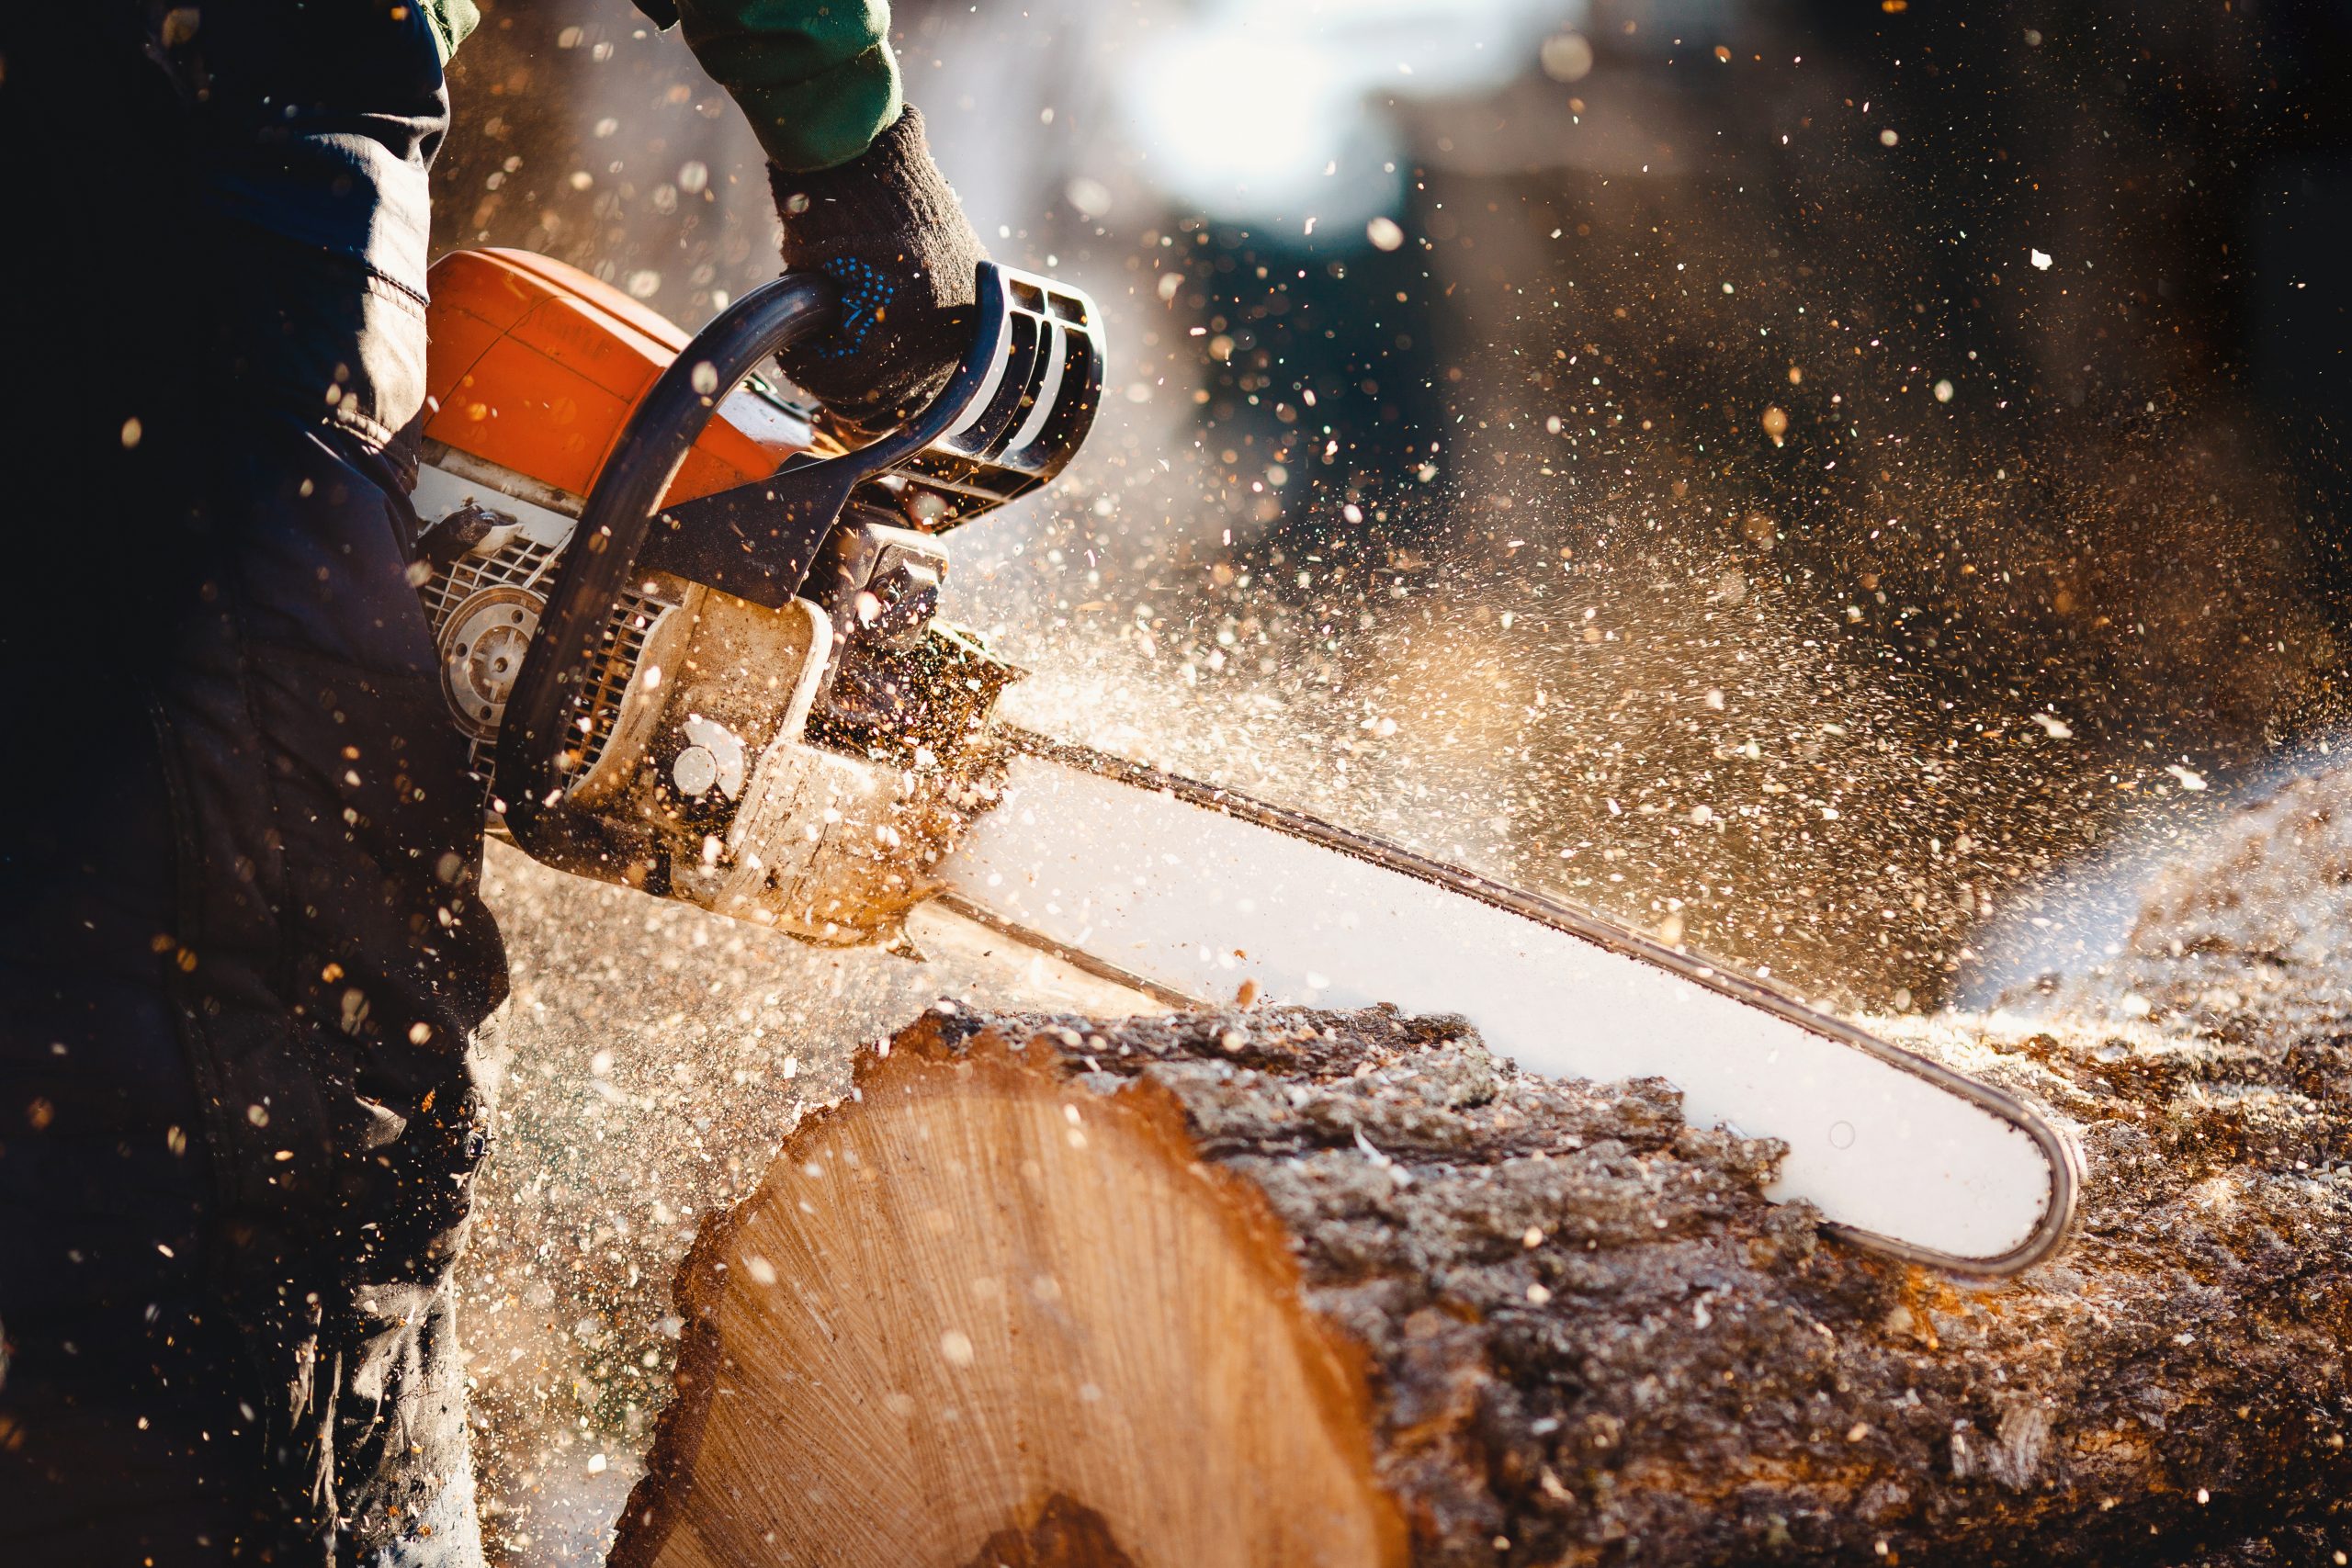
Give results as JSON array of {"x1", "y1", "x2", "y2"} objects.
[{"x1": 0, "y1": 7, "x2": 507, "y2": 1562}]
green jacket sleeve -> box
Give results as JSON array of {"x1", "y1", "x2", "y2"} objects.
[
  {"x1": 633, "y1": 0, "x2": 902, "y2": 173},
  {"x1": 425, "y1": 0, "x2": 481, "y2": 62}
]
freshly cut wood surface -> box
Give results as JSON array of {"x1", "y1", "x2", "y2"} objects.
[{"x1": 608, "y1": 1008, "x2": 1409, "y2": 1568}]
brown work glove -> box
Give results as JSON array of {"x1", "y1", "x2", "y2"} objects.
[{"x1": 771, "y1": 106, "x2": 987, "y2": 431}]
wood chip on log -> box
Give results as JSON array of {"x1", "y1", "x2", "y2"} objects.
[{"x1": 611, "y1": 991, "x2": 2352, "y2": 1567}]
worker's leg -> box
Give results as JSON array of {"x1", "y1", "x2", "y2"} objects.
[
  {"x1": 0, "y1": 743, "x2": 263, "y2": 1566},
  {"x1": 0, "y1": 408, "x2": 507, "y2": 1568},
  {"x1": 156, "y1": 389, "x2": 507, "y2": 1568},
  {"x1": 0, "y1": 7, "x2": 504, "y2": 1564}
]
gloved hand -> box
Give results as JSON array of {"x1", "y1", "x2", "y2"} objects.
[{"x1": 770, "y1": 106, "x2": 987, "y2": 431}]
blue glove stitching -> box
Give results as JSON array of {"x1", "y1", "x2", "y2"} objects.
[{"x1": 816, "y1": 256, "x2": 895, "y2": 362}]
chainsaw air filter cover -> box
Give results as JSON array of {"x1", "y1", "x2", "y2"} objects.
[{"x1": 407, "y1": 249, "x2": 1100, "y2": 941}]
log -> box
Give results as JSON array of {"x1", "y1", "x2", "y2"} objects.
[{"x1": 610, "y1": 966, "x2": 2352, "y2": 1566}]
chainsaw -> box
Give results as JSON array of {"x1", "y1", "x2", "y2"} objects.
[{"x1": 413, "y1": 248, "x2": 2077, "y2": 1276}]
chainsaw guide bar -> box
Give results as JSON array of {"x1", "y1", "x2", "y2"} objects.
[
  {"x1": 413, "y1": 245, "x2": 2076, "y2": 1279},
  {"x1": 937, "y1": 730, "x2": 2082, "y2": 1277}
]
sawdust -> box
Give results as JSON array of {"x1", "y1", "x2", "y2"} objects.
[
  {"x1": 436, "y1": 0, "x2": 2350, "y2": 1022},
  {"x1": 459, "y1": 841, "x2": 1148, "y2": 1563},
  {"x1": 424, "y1": 11, "x2": 2352, "y2": 1556}
]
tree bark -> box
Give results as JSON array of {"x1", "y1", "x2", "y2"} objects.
[{"x1": 612, "y1": 930, "x2": 2352, "y2": 1566}]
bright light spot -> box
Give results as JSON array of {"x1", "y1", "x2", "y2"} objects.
[
  {"x1": 1366, "y1": 216, "x2": 1406, "y2": 251},
  {"x1": 1934, "y1": 378, "x2": 1954, "y2": 401},
  {"x1": 1116, "y1": 8, "x2": 1552, "y2": 228},
  {"x1": 2030, "y1": 248, "x2": 2053, "y2": 270},
  {"x1": 1540, "y1": 31, "x2": 1594, "y2": 82},
  {"x1": 1879, "y1": 128, "x2": 1899, "y2": 147}
]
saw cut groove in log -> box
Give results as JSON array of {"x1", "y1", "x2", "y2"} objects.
[{"x1": 616, "y1": 997, "x2": 2352, "y2": 1567}]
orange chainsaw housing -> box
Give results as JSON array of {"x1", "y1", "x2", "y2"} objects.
[{"x1": 420, "y1": 248, "x2": 815, "y2": 509}]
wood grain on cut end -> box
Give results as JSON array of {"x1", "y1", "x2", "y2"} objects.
[{"x1": 610, "y1": 1012, "x2": 1409, "y2": 1568}]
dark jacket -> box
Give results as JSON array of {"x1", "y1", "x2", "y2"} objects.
[{"x1": 3, "y1": 5, "x2": 510, "y2": 1562}]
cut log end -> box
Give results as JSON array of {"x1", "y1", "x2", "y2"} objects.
[{"x1": 610, "y1": 1011, "x2": 1411, "y2": 1568}]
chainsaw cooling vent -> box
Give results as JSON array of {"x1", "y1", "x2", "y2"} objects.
[{"x1": 413, "y1": 459, "x2": 675, "y2": 791}]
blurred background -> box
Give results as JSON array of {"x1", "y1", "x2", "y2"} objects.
[
  {"x1": 439, "y1": 0, "x2": 2352, "y2": 1010},
  {"x1": 430, "y1": 0, "x2": 2352, "y2": 1558}
]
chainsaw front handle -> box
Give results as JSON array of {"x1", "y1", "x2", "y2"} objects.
[
  {"x1": 493, "y1": 271, "x2": 837, "y2": 862},
  {"x1": 494, "y1": 260, "x2": 1101, "y2": 873}
]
